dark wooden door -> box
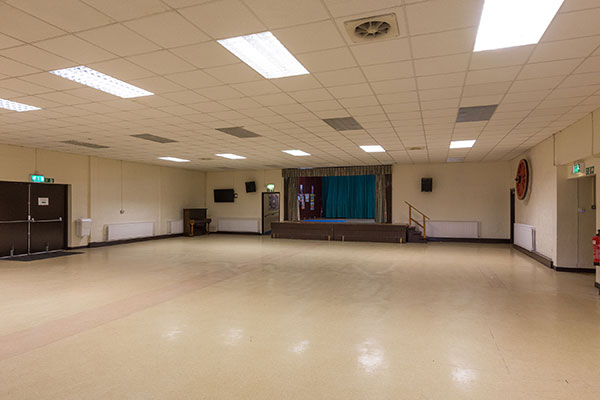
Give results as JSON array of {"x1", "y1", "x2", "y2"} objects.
[
  {"x1": 510, "y1": 188, "x2": 515, "y2": 243},
  {"x1": 29, "y1": 183, "x2": 67, "y2": 253},
  {"x1": 0, "y1": 182, "x2": 30, "y2": 257}
]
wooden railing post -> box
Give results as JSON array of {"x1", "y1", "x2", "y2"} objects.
[
  {"x1": 408, "y1": 206, "x2": 412, "y2": 228},
  {"x1": 423, "y1": 215, "x2": 426, "y2": 238}
]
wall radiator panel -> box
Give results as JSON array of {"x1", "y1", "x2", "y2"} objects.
[
  {"x1": 421, "y1": 221, "x2": 480, "y2": 238},
  {"x1": 168, "y1": 220, "x2": 184, "y2": 234},
  {"x1": 514, "y1": 223, "x2": 535, "y2": 251},
  {"x1": 107, "y1": 222, "x2": 154, "y2": 241},
  {"x1": 217, "y1": 218, "x2": 260, "y2": 233}
]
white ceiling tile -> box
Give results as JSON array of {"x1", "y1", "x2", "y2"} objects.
[
  {"x1": 531, "y1": 36, "x2": 600, "y2": 63},
  {"x1": 575, "y1": 56, "x2": 600, "y2": 74},
  {"x1": 125, "y1": 11, "x2": 211, "y2": 48},
  {"x1": 510, "y1": 76, "x2": 563, "y2": 93},
  {"x1": 274, "y1": 21, "x2": 346, "y2": 54},
  {"x1": 412, "y1": 27, "x2": 476, "y2": 59},
  {"x1": 469, "y1": 46, "x2": 534, "y2": 70},
  {"x1": 7, "y1": 0, "x2": 112, "y2": 32},
  {"x1": 0, "y1": 55, "x2": 41, "y2": 76},
  {"x1": 371, "y1": 78, "x2": 417, "y2": 94},
  {"x1": 289, "y1": 88, "x2": 333, "y2": 103},
  {"x1": 204, "y1": 63, "x2": 262, "y2": 84},
  {"x1": 466, "y1": 66, "x2": 520, "y2": 85},
  {"x1": 406, "y1": 0, "x2": 482, "y2": 36},
  {"x1": 179, "y1": 0, "x2": 266, "y2": 39},
  {"x1": 518, "y1": 59, "x2": 582, "y2": 80},
  {"x1": 35, "y1": 35, "x2": 116, "y2": 64},
  {"x1": 127, "y1": 50, "x2": 195, "y2": 75},
  {"x1": 350, "y1": 38, "x2": 411, "y2": 66},
  {"x1": 544, "y1": 8, "x2": 600, "y2": 42},
  {"x1": 462, "y1": 81, "x2": 512, "y2": 97},
  {"x1": 417, "y1": 72, "x2": 465, "y2": 90},
  {"x1": 198, "y1": 85, "x2": 244, "y2": 100},
  {"x1": 418, "y1": 86, "x2": 463, "y2": 101},
  {"x1": 170, "y1": 42, "x2": 239, "y2": 69},
  {"x1": 0, "y1": 3, "x2": 65, "y2": 42},
  {"x1": 166, "y1": 69, "x2": 222, "y2": 89},
  {"x1": 414, "y1": 53, "x2": 470, "y2": 76},
  {"x1": 362, "y1": 61, "x2": 414, "y2": 82},
  {"x1": 0, "y1": 33, "x2": 23, "y2": 50},
  {"x1": 243, "y1": 0, "x2": 329, "y2": 29},
  {"x1": 128, "y1": 76, "x2": 185, "y2": 94},
  {"x1": 230, "y1": 81, "x2": 281, "y2": 96},
  {"x1": 323, "y1": 0, "x2": 402, "y2": 18},
  {"x1": 81, "y1": 0, "x2": 170, "y2": 21},
  {"x1": 0, "y1": 45, "x2": 74, "y2": 70},
  {"x1": 77, "y1": 24, "x2": 161, "y2": 56},
  {"x1": 315, "y1": 68, "x2": 366, "y2": 87},
  {"x1": 20, "y1": 73, "x2": 82, "y2": 91},
  {"x1": 271, "y1": 75, "x2": 322, "y2": 91},
  {"x1": 88, "y1": 58, "x2": 155, "y2": 80},
  {"x1": 296, "y1": 48, "x2": 357, "y2": 73}
]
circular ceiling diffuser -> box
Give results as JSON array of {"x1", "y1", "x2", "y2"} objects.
[
  {"x1": 354, "y1": 20, "x2": 391, "y2": 39},
  {"x1": 515, "y1": 159, "x2": 529, "y2": 200}
]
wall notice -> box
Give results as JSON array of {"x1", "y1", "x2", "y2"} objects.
[{"x1": 38, "y1": 197, "x2": 49, "y2": 206}]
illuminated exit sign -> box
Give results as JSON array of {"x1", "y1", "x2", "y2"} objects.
[
  {"x1": 573, "y1": 162, "x2": 584, "y2": 174},
  {"x1": 30, "y1": 174, "x2": 45, "y2": 183}
]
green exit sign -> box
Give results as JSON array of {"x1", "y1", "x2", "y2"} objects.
[
  {"x1": 30, "y1": 174, "x2": 45, "y2": 183},
  {"x1": 573, "y1": 163, "x2": 583, "y2": 174}
]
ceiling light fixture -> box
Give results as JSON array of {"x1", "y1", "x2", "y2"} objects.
[
  {"x1": 158, "y1": 157, "x2": 190, "y2": 163},
  {"x1": 474, "y1": 0, "x2": 564, "y2": 52},
  {"x1": 216, "y1": 153, "x2": 246, "y2": 160},
  {"x1": 218, "y1": 31, "x2": 309, "y2": 79},
  {"x1": 0, "y1": 98, "x2": 40, "y2": 112},
  {"x1": 450, "y1": 140, "x2": 476, "y2": 149},
  {"x1": 360, "y1": 145, "x2": 386, "y2": 153},
  {"x1": 282, "y1": 150, "x2": 311, "y2": 157},
  {"x1": 50, "y1": 66, "x2": 154, "y2": 98}
]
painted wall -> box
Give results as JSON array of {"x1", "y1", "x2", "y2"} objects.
[
  {"x1": 392, "y1": 162, "x2": 512, "y2": 239},
  {"x1": 0, "y1": 143, "x2": 206, "y2": 247},
  {"x1": 511, "y1": 137, "x2": 558, "y2": 260},
  {"x1": 205, "y1": 169, "x2": 283, "y2": 232}
]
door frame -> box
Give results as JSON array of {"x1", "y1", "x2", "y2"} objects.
[{"x1": 510, "y1": 188, "x2": 515, "y2": 244}]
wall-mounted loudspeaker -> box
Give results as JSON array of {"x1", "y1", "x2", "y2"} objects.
[
  {"x1": 245, "y1": 181, "x2": 256, "y2": 193},
  {"x1": 421, "y1": 178, "x2": 432, "y2": 192}
]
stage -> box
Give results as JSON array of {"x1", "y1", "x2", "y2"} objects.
[{"x1": 271, "y1": 220, "x2": 408, "y2": 243}]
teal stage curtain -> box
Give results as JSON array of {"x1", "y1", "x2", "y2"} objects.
[{"x1": 322, "y1": 175, "x2": 375, "y2": 219}]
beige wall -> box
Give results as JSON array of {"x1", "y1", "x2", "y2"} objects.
[
  {"x1": 0, "y1": 143, "x2": 206, "y2": 247},
  {"x1": 392, "y1": 162, "x2": 512, "y2": 239},
  {"x1": 511, "y1": 137, "x2": 558, "y2": 260},
  {"x1": 205, "y1": 169, "x2": 283, "y2": 231}
]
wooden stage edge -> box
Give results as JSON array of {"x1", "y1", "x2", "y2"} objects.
[{"x1": 271, "y1": 221, "x2": 408, "y2": 243}]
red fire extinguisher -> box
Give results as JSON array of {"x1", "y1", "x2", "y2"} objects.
[{"x1": 593, "y1": 230, "x2": 600, "y2": 266}]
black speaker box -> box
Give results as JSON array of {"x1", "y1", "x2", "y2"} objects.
[
  {"x1": 245, "y1": 181, "x2": 256, "y2": 193},
  {"x1": 421, "y1": 178, "x2": 432, "y2": 192}
]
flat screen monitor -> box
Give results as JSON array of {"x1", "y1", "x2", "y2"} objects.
[
  {"x1": 214, "y1": 189, "x2": 235, "y2": 202},
  {"x1": 245, "y1": 181, "x2": 256, "y2": 193}
]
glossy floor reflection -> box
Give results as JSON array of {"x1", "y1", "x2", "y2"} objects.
[{"x1": 1, "y1": 236, "x2": 599, "y2": 399}]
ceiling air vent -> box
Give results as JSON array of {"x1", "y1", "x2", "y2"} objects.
[
  {"x1": 199, "y1": 157, "x2": 213, "y2": 161},
  {"x1": 131, "y1": 134, "x2": 177, "y2": 143},
  {"x1": 323, "y1": 117, "x2": 363, "y2": 131},
  {"x1": 408, "y1": 146, "x2": 424, "y2": 151},
  {"x1": 216, "y1": 127, "x2": 260, "y2": 138},
  {"x1": 456, "y1": 105, "x2": 498, "y2": 123},
  {"x1": 344, "y1": 13, "x2": 399, "y2": 43},
  {"x1": 447, "y1": 157, "x2": 465, "y2": 163},
  {"x1": 62, "y1": 140, "x2": 109, "y2": 149}
]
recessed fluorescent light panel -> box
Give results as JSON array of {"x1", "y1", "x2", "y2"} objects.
[
  {"x1": 360, "y1": 145, "x2": 386, "y2": 153},
  {"x1": 474, "y1": 0, "x2": 564, "y2": 52},
  {"x1": 282, "y1": 150, "x2": 311, "y2": 157},
  {"x1": 0, "y1": 98, "x2": 40, "y2": 112},
  {"x1": 50, "y1": 66, "x2": 154, "y2": 98},
  {"x1": 218, "y1": 31, "x2": 309, "y2": 79},
  {"x1": 216, "y1": 153, "x2": 246, "y2": 160},
  {"x1": 158, "y1": 157, "x2": 190, "y2": 163},
  {"x1": 450, "y1": 140, "x2": 476, "y2": 149}
]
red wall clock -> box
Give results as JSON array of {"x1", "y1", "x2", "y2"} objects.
[{"x1": 515, "y1": 159, "x2": 529, "y2": 200}]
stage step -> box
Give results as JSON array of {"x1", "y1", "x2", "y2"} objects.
[{"x1": 407, "y1": 226, "x2": 427, "y2": 243}]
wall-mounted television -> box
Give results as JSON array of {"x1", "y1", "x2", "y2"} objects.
[{"x1": 214, "y1": 189, "x2": 235, "y2": 202}]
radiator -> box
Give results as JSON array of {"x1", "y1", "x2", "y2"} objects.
[
  {"x1": 514, "y1": 223, "x2": 535, "y2": 251},
  {"x1": 107, "y1": 222, "x2": 154, "y2": 241},
  {"x1": 168, "y1": 220, "x2": 184, "y2": 234},
  {"x1": 217, "y1": 218, "x2": 260, "y2": 233},
  {"x1": 422, "y1": 221, "x2": 479, "y2": 238}
]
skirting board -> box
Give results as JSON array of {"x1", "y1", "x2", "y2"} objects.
[
  {"x1": 89, "y1": 233, "x2": 184, "y2": 248},
  {"x1": 428, "y1": 237, "x2": 510, "y2": 244},
  {"x1": 595, "y1": 282, "x2": 600, "y2": 289},
  {"x1": 513, "y1": 244, "x2": 553, "y2": 268},
  {"x1": 554, "y1": 266, "x2": 596, "y2": 273}
]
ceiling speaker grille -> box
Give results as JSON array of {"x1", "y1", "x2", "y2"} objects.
[
  {"x1": 216, "y1": 127, "x2": 260, "y2": 138},
  {"x1": 323, "y1": 117, "x2": 363, "y2": 131},
  {"x1": 456, "y1": 105, "x2": 498, "y2": 123},
  {"x1": 344, "y1": 13, "x2": 399, "y2": 43},
  {"x1": 131, "y1": 134, "x2": 177, "y2": 143},
  {"x1": 62, "y1": 140, "x2": 109, "y2": 149}
]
